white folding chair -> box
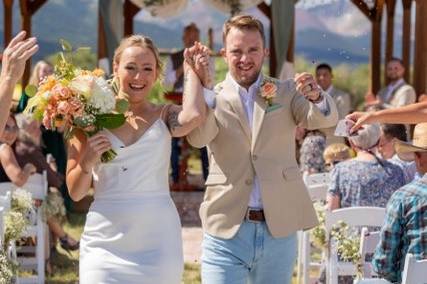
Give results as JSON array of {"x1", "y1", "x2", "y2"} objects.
[
  {"x1": 401, "y1": 253, "x2": 427, "y2": 284},
  {"x1": 304, "y1": 172, "x2": 330, "y2": 202},
  {"x1": 325, "y1": 207, "x2": 386, "y2": 284},
  {"x1": 16, "y1": 172, "x2": 48, "y2": 284},
  {"x1": 353, "y1": 279, "x2": 391, "y2": 284},
  {"x1": 359, "y1": 227, "x2": 381, "y2": 278},
  {"x1": 298, "y1": 172, "x2": 330, "y2": 284}
]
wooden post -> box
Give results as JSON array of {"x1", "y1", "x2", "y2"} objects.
[
  {"x1": 18, "y1": 0, "x2": 47, "y2": 87},
  {"x1": 123, "y1": 0, "x2": 140, "y2": 37},
  {"x1": 3, "y1": 0, "x2": 14, "y2": 47},
  {"x1": 257, "y1": 2, "x2": 276, "y2": 76},
  {"x1": 384, "y1": 0, "x2": 396, "y2": 85},
  {"x1": 208, "y1": 27, "x2": 213, "y2": 51},
  {"x1": 371, "y1": 1, "x2": 384, "y2": 94},
  {"x1": 97, "y1": 8, "x2": 107, "y2": 62},
  {"x1": 414, "y1": 0, "x2": 427, "y2": 96},
  {"x1": 351, "y1": 0, "x2": 385, "y2": 94},
  {"x1": 286, "y1": 15, "x2": 295, "y2": 63},
  {"x1": 402, "y1": 0, "x2": 413, "y2": 83}
]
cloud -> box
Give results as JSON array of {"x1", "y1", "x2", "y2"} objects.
[{"x1": 322, "y1": 10, "x2": 370, "y2": 37}]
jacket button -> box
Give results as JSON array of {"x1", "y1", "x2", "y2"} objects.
[
  {"x1": 252, "y1": 155, "x2": 258, "y2": 161},
  {"x1": 245, "y1": 179, "x2": 253, "y2": 186}
]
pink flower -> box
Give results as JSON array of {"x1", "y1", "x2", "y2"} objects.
[
  {"x1": 42, "y1": 113, "x2": 52, "y2": 129},
  {"x1": 52, "y1": 85, "x2": 72, "y2": 99},
  {"x1": 57, "y1": 101, "x2": 72, "y2": 115}
]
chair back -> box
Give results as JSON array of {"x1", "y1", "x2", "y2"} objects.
[
  {"x1": 20, "y1": 172, "x2": 48, "y2": 200},
  {"x1": 401, "y1": 253, "x2": 427, "y2": 284},
  {"x1": 325, "y1": 207, "x2": 386, "y2": 233},
  {"x1": 304, "y1": 172, "x2": 330, "y2": 202},
  {"x1": 359, "y1": 227, "x2": 381, "y2": 278}
]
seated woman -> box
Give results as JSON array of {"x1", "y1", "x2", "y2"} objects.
[
  {"x1": 299, "y1": 128, "x2": 327, "y2": 177},
  {"x1": 0, "y1": 113, "x2": 78, "y2": 261},
  {"x1": 326, "y1": 123, "x2": 406, "y2": 210}
]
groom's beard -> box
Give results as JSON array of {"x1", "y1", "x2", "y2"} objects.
[{"x1": 233, "y1": 68, "x2": 262, "y2": 89}]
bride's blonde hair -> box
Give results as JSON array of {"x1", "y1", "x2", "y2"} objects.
[{"x1": 113, "y1": 35, "x2": 163, "y2": 80}]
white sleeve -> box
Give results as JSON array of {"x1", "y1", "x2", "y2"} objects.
[{"x1": 203, "y1": 88, "x2": 216, "y2": 109}]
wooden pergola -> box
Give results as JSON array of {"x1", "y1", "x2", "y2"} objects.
[{"x1": 2, "y1": 0, "x2": 427, "y2": 96}]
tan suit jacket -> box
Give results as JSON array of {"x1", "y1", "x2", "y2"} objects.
[
  {"x1": 320, "y1": 86, "x2": 352, "y2": 145},
  {"x1": 187, "y1": 75, "x2": 338, "y2": 239}
]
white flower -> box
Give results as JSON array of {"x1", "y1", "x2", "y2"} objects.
[
  {"x1": 88, "y1": 77, "x2": 116, "y2": 114},
  {"x1": 69, "y1": 75, "x2": 93, "y2": 97},
  {"x1": 12, "y1": 188, "x2": 33, "y2": 214}
]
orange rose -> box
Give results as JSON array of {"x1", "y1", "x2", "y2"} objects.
[{"x1": 261, "y1": 82, "x2": 277, "y2": 99}]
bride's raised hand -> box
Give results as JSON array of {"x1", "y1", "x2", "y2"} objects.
[
  {"x1": 185, "y1": 42, "x2": 213, "y2": 89},
  {"x1": 80, "y1": 132, "x2": 112, "y2": 170}
]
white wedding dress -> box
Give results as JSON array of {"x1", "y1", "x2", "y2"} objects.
[{"x1": 79, "y1": 119, "x2": 183, "y2": 283}]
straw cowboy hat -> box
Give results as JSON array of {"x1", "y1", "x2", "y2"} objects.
[{"x1": 394, "y1": 122, "x2": 427, "y2": 161}]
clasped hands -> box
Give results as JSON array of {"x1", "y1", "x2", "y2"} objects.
[{"x1": 183, "y1": 42, "x2": 213, "y2": 90}]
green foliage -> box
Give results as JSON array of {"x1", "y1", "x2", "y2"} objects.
[
  {"x1": 95, "y1": 113, "x2": 126, "y2": 129},
  {"x1": 46, "y1": 49, "x2": 97, "y2": 71}
]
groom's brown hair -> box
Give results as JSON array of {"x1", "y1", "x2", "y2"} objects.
[{"x1": 222, "y1": 15, "x2": 265, "y2": 47}]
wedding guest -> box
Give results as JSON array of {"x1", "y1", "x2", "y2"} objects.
[
  {"x1": 17, "y1": 60, "x2": 71, "y2": 209},
  {"x1": 378, "y1": 123, "x2": 416, "y2": 184},
  {"x1": 347, "y1": 101, "x2": 427, "y2": 131},
  {"x1": 373, "y1": 123, "x2": 427, "y2": 283},
  {"x1": 326, "y1": 123, "x2": 405, "y2": 211},
  {"x1": 316, "y1": 63, "x2": 352, "y2": 145},
  {"x1": 365, "y1": 58, "x2": 416, "y2": 109},
  {"x1": 323, "y1": 143, "x2": 352, "y2": 171},
  {"x1": 164, "y1": 23, "x2": 212, "y2": 186},
  {"x1": 299, "y1": 129, "x2": 326, "y2": 176},
  {"x1": 0, "y1": 31, "x2": 38, "y2": 135}
]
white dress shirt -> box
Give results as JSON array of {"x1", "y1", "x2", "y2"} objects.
[{"x1": 203, "y1": 73, "x2": 329, "y2": 208}]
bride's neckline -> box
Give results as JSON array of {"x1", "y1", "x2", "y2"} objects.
[{"x1": 107, "y1": 118, "x2": 164, "y2": 148}]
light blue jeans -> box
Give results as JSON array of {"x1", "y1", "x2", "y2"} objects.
[{"x1": 201, "y1": 221, "x2": 297, "y2": 284}]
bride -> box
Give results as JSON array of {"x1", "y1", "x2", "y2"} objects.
[{"x1": 66, "y1": 35, "x2": 210, "y2": 283}]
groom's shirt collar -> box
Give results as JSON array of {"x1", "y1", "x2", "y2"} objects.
[{"x1": 226, "y1": 72, "x2": 263, "y2": 96}]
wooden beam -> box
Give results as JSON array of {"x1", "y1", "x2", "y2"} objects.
[
  {"x1": 257, "y1": 2, "x2": 271, "y2": 18},
  {"x1": 28, "y1": 0, "x2": 46, "y2": 14},
  {"x1": 402, "y1": 0, "x2": 413, "y2": 83},
  {"x1": 123, "y1": 0, "x2": 140, "y2": 37},
  {"x1": 350, "y1": 0, "x2": 372, "y2": 19},
  {"x1": 384, "y1": 0, "x2": 396, "y2": 85},
  {"x1": 3, "y1": 0, "x2": 14, "y2": 47},
  {"x1": 414, "y1": 0, "x2": 427, "y2": 96}
]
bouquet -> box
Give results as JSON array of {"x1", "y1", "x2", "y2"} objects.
[{"x1": 25, "y1": 40, "x2": 128, "y2": 162}]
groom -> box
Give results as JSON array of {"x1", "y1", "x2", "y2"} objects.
[{"x1": 187, "y1": 15, "x2": 338, "y2": 283}]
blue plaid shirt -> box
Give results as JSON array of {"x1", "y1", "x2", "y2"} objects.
[{"x1": 372, "y1": 174, "x2": 427, "y2": 283}]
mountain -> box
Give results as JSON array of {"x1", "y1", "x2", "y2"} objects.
[{"x1": 0, "y1": 0, "x2": 409, "y2": 65}]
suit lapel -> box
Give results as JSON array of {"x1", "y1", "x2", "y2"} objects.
[
  {"x1": 222, "y1": 78, "x2": 251, "y2": 140},
  {"x1": 251, "y1": 85, "x2": 267, "y2": 151}
]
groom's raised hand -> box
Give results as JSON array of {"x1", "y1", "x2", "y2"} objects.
[
  {"x1": 184, "y1": 42, "x2": 213, "y2": 89},
  {"x1": 295, "y1": 72, "x2": 322, "y2": 103}
]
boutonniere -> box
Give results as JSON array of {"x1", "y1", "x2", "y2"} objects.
[{"x1": 260, "y1": 80, "x2": 278, "y2": 107}]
